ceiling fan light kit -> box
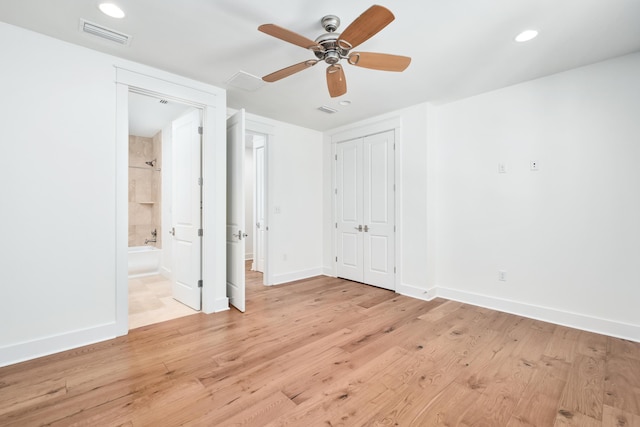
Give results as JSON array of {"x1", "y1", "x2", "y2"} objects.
[{"x1": 258, "y1": 5, "x2": 411, "y2": 98}]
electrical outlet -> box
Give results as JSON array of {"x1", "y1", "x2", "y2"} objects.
[
  {"x1": 498, "y1": 270, "x2": 507, "y2": 282},
  {"x1": 498, "y1": 162, "x2": 507, "y2": 173},
  {"x1": 530, "y1": 160, "x2": 539, "y2": 171}
]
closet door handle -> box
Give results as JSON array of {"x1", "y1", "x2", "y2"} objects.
[
  {"x1": 354, "y1": 225, "x2": 363, "y2": 232},
  {"x1": 364, "y1": 225, "x2": 369, "y2": 232}
]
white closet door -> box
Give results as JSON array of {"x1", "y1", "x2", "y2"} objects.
[
  {"x1": 336, "y1": 138, "x2": 364, "y2": 282},
  {"x1": 336, "y1": 130, "x2": 395, "y2": 290},
  {"x1": 363, "y1": 131, "x2": 395, "y2": 290}
]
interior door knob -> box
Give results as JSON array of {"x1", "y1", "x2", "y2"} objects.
[{"x1": 364, "y1": 225, "x2": 369, "y2": 232}]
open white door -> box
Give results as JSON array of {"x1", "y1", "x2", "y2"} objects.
[
  {"x1": 226, "y1": 109, "x2": 246, "y2": 312},
  {"x1": 171, "y1": 109, "x2": 202, "y2": 310}
]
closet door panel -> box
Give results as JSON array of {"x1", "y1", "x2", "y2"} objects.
[
  {"x1": 363, "y1": 131, "x2": 395, "y2": 290},
  {"x1": 336, "y1": 139, "x2": 364, "y2": 282}
]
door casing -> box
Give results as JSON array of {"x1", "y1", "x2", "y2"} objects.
[{"x1": 116, "y1": 67, "x2": 227, "y2": 336}]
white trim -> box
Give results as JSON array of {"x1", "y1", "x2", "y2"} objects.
[
  {"x1": 322, "y1": 267, "x2": 335, "y2": 277},
  {"x1": 0, "y1": 323, "x2": 117, "y2": 368},
  {"x1": 271, "y1": 268, "x2": 324, "y2": 286},
  {"x1": 115, "y1": 66, "x2": 227, "y2": 329},
  {"x1": 213, "y1": 297, "x2": 230, "y2": 313},
  {"x1": 434, "y1": 286, "x2": 640, "y2": 343},
  {"x1": 328, "y1": 117, "x2": 402, "y2": 143},
  {"x1": 245, "y1": 113, "x2": 275, "y2": 286},
  {"x1": 396, "y1": 283, "x2": 437, "y2": 302}
]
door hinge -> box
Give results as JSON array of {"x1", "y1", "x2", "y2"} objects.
[
  {"x1": 198, "y1": 229, "x2": 203, "y2": 237},
  {"x1": 394, "y1": 225, "x2": 396, "y2": 232},
  {"x1": 335, "y1": 256, "x2": 338, "y2": 262},
  {"x1": 198, "y1": 126, "x2": 203, "y2": 135},
  {"x1": 335, "y1": 222, "x2": 337, "y2": 229},
  {"x1": 394, "y1": 267, "x2": 396, "y2": 274},
  {"x1": 198, "y1": 177, "x2": 203, "y2": 186},
  {"x1": 198, "y1": 279, "x2": 203, "y2": 288},
  {"x1": 334, "y1": 188, "x2": 337, "y2": 195},
  {"x1": 335, "y1": 154, "x2": 337, "y2": 160}
]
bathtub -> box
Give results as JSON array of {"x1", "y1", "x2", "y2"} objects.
[{"x1": 128, "y1": 245, "x2": 162, "y2": 278}]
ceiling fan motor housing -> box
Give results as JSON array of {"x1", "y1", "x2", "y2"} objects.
[{"x1": 314, "y1": 32, "x2": 349, "y2": 64}]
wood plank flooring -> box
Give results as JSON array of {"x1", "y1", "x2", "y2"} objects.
[{"x1": 1, "y1": 269, "x2": 638, "y2": 426}]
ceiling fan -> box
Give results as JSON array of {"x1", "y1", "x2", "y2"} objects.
[{"x1": 258, "y1": 5, "x2": 411, "y2": 98}]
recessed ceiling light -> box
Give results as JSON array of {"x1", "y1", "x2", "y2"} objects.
[
  {"x1": 515, "y1": 30, "x2": 538, "y2": 43},
  {"x1": 99, "y1": 3, "x2": 125, "y2": 19},
  {"x1": 339, "y1": 100, "x2": 352, "y2": 106}
]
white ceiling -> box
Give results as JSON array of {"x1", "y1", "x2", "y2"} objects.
[
  {"x1": 2, "y1": 0, "x2": 640, "y2": 131},
  {"x1": 128, "y1": 92, "x2": 192, "y2": 137}
]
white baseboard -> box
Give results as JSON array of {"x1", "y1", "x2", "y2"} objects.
[
  {"x1": 160, "y1": 267, "x2": 172, "y2": 280},
  {"x1": 435, "y1": 286, "x2": 640, "y2": 343},
  {"x1": 0, "y1": 322, "x2": 117, "y2": 368},
  {"x1": 322, "y1": 266, "x2": 335, "y2": 277},
  {"x1": 127, "y1": 270, "x2": 160, "y2": 279},
  {"x1": 211, "y1": 297, "x2": 229, "y2": 313},
  {"x1": 396, "y1": 283, "x2": 437, "y2": 301},
  {"x1": 271, "y1": 268, "x2": 324, "y2": 286}
]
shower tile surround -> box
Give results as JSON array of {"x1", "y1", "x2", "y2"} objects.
[{"x1": 129, "y1": 133, "x2": 162, "y2": 248}]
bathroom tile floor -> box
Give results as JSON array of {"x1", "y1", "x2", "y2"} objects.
[
  {"x1": 128, "y1": 275, "x2": 198, "y2": 329},
  {"x1": 128, "y1": 262, "x2": 263, "y2": 329}
]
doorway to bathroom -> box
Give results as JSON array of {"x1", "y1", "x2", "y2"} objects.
[{"x1": 127, "y1": 91, "x2": 202, "y2": 329}]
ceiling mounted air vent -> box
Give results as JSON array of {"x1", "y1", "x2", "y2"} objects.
[
  {"x1": 317, "y1": 105, "x2": 338, "y2": 114},
  {"x1": 80, "y1": 19, "x2": 131, "y2": 45},
  {"x1": 226, "y1": 71, "x2": 266, "y2": 91}
]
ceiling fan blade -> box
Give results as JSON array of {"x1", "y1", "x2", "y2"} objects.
[
  {"x1": 326, "y1": 64, "x2": 347, "y2": 98},
  {"x1": 339, "y1": 5, "x2": 395, "y2": 49},
  {"x1": 258, "y1": 24, "x2": 321, "y2": 50},
  {"x1": 262, "y1": 60, "x2": 318, "y2": 83},
  {"x1": 348, "y1": 52, "x2": 411, "y2": 72}
]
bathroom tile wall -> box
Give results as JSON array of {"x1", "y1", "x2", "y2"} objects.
[{"x1": 129, "y1": 133, "x2": 162, "y2": 247}]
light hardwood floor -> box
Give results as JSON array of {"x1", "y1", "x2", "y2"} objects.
[{"x1": 1, "y1": 269, "x2": 638, "y2": 426}]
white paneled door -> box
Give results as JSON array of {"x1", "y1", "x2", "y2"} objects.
[
  {"x1": 336, "y1": 130, "x2": 395, "y2": 290},
  {"x1": 226, "y1": 109, "x2": 246, "y2": 312},
  {"x1": 171, "y1": 109, "x2": 203, "y2": 310}
]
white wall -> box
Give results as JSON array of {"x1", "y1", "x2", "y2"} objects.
[
  {"x1": 0, "y1": 22, "x2": 119, "y2": 361},
  {"x1": 322, "y1": 53, "x2": 640, "y2": 341},
  {"x1": 0, "y1": 22, "x2": 227, "y2": 367},
  {"x1": 323, "y1": 103, "x2": 436, "y2": 296},
  {"x1": 237, "y1": 111, "x2": 324, "y2": 284},
  {"x1": 434, "y1": 53, "x2": 640, "y2": 341},
  {"x1": 266, "y1": 118, "x2": 324, "y2": 284}
]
